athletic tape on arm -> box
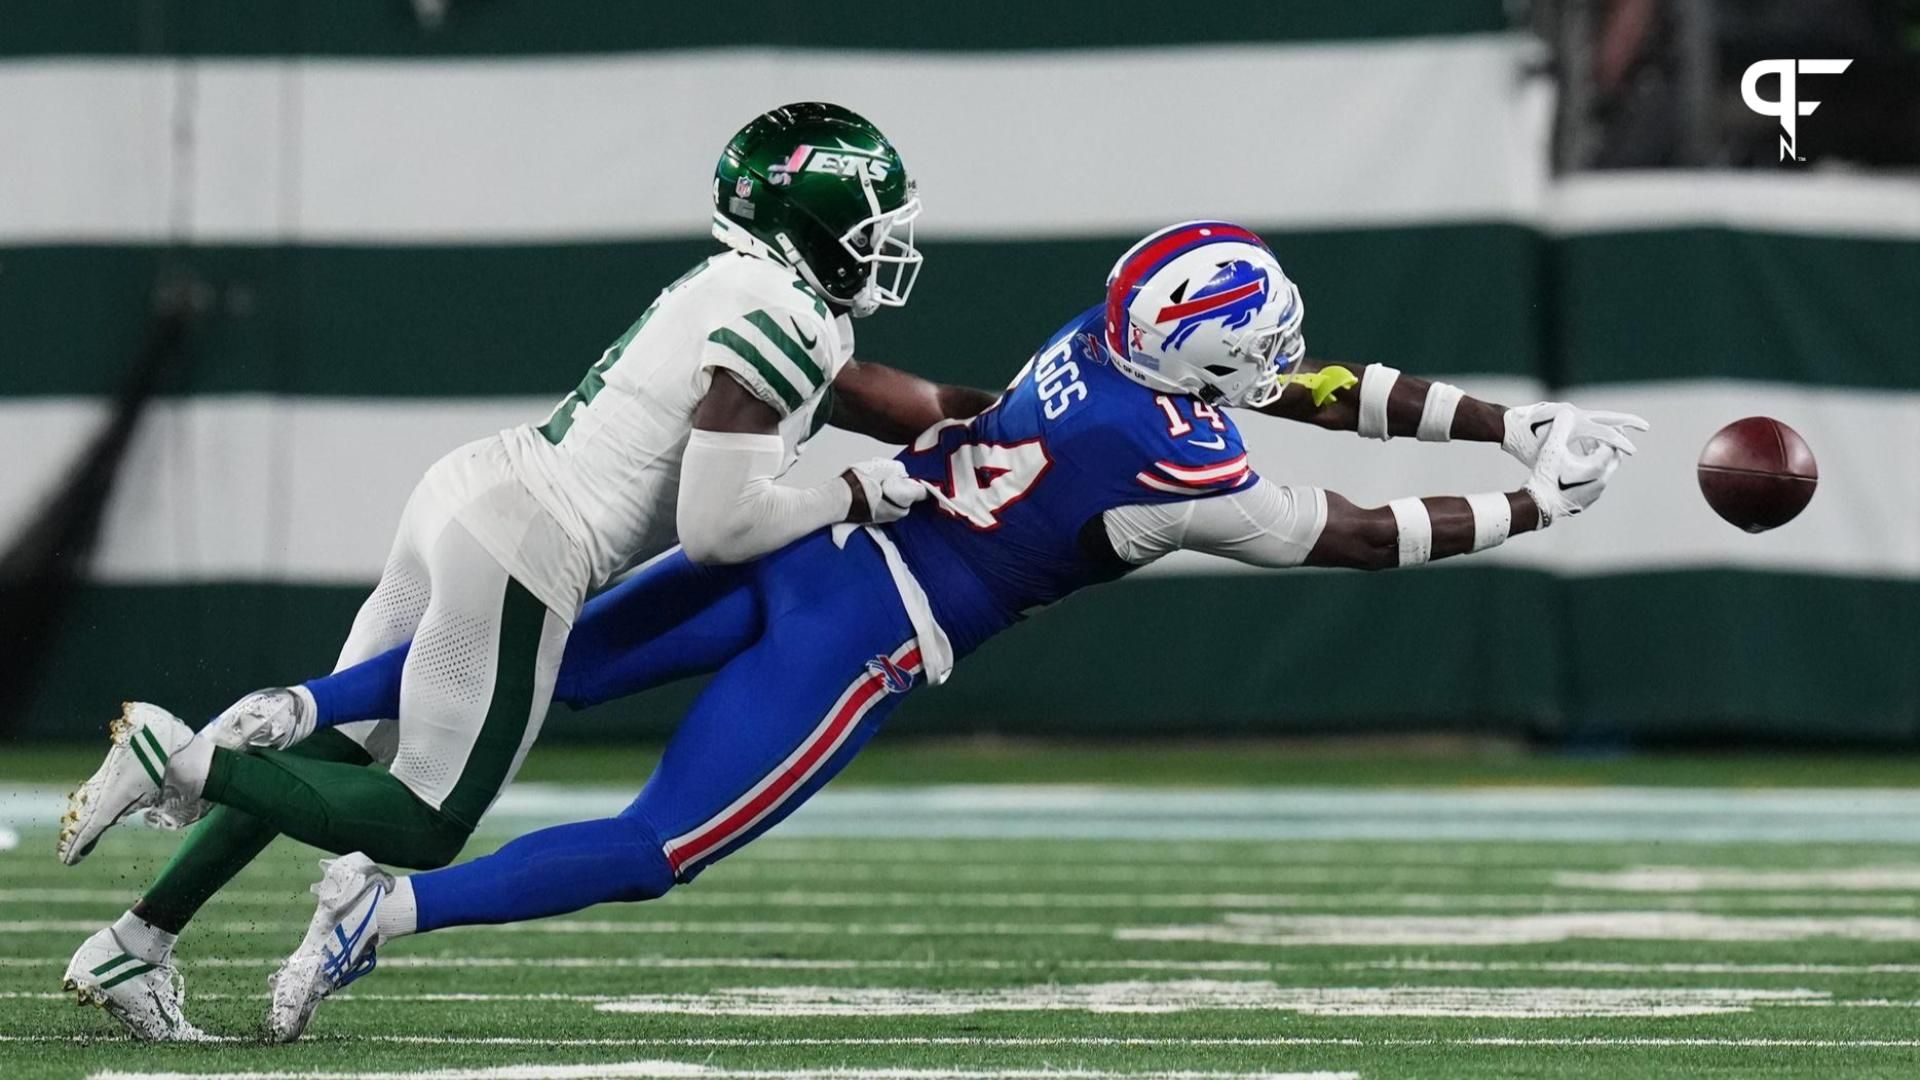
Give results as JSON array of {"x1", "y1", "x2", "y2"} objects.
[
  {"x1": 1417, "y1": 382, "x2": 1464, "y2": 442},
  {"x1": 1357, "y1": 364, "x2": 1400, "y2": 440},
  {"x1": 1387, "y1": 497, "x2": 1433, "y2": 567},
  {"x1": 1466, "y1": 491, "x2": 1513, "y2": 552}
]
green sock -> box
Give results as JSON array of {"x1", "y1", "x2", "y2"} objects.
[
  {"x1": 202, "y1": 742, "x2": 470, "y2": 870},
  {"x1": 136, "y1": 729, "x2": 372, "y2": 934}
]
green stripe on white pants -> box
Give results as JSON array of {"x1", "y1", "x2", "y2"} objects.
[
  {"x1": 333, "y1": 468, "x2": 571, "y2": 830},
  {"x1": 197, "y1": 473, "x2": 570, "y2": 866}
]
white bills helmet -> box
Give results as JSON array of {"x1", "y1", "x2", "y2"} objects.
[{"x1": 1103, "y1": 221, "x2": 1305, "y2": 408}]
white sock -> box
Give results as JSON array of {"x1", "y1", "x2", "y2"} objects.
[
  {"x1": 165, "y1": 737, "x2": 214, "y2": 800},
  {"x1": 112, "y1": 910, "x2": 177, "y2": 965},
  {"x1": 377, "y1": 876, "x2": 418, "y2": 940}
]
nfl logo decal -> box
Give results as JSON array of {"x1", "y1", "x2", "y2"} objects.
[
  {"x1": 734, "y1": 175, "x2": 753, "y2": 198},
  {"x1": 865, "y1": 655, "x2": 914, "y2": 694}
]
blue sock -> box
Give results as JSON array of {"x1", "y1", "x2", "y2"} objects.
[
  {"x1": 410, "y1": 814, "x2": 675, "y2": 932},
  {"x1": 304, "y1": 643, "x2": 410, "y2": 731}
]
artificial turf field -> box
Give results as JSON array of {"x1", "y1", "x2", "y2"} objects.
[{"x1": 5, "y1": 744, "x2": 1920, "y2": 1079}]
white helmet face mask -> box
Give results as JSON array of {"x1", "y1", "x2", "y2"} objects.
[
  {"x1": 842, "y1": 174, "x2": 923, "y2": 317},
  {"x1": 715, "y1": 177, "x2": 924, "y2": 320},
  {"x1": 1105, "y1": 231, "x2": 1306, "y2": 409}
]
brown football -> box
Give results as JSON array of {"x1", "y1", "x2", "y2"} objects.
[{"x1": 1697, "y1": 417, "x2": 1818, "y2": 533}]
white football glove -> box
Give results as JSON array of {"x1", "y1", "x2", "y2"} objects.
[
  {"x1": 843, "y1": 459, "x2": 929, "y2": 525},
  {"x1": 1503, "y1": 401, "x2": 1648, "y2": 467},
  {"x1": 1521, "y1": 406, "x2": 1623, "y2": 527}
]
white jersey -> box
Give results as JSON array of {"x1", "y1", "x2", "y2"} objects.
[{"x1": 450, "y1": 251, "x2": 853, "y2": 616}]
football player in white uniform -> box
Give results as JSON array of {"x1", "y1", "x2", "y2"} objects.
[{"x1": 53, "y1": 102, "x2": 996, "y2": 1040}]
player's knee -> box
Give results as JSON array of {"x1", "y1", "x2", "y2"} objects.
[
  {"x1": 607, "y1": 813, "x2": 677, "y2": 902},
  {"x1": 406, "y1": 815, "x2": 475, "y2": 871}
]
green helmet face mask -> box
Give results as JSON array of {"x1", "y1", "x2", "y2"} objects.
[{"x1": 711, "y1": 102, "x2": 921, "y2": 318}]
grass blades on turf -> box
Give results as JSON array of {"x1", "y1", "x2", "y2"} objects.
[{"x1": 5, "y1": 756, "x2": 1920, "y2": 1078}]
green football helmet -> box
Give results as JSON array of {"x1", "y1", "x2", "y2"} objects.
[{"x1": 712, "y1": 102, "x2": 921, "y2": 317}]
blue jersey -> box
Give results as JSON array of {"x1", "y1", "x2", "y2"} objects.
[{"x1": 885, "y1": 304, "x2": 1255, "y2": 658}]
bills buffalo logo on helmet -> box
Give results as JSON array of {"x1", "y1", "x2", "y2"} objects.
[{"x1": 1159, "y1": 260, "x2": 1271, "y2": 350}]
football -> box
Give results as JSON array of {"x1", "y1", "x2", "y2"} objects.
[{"x1": 1697, "y1": 416, "x2": 1818, "y2": 532}]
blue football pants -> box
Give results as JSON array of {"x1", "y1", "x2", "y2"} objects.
[{"x1": 389, "y1": 530, "x2": 924, "y2": 932}]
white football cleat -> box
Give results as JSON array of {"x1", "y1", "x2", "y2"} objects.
[
  {"x1": 267, "y1": 852, "x2": 392, "y2": 1043},
  {"x1": 62, "y1": 927, "x2": 206, "y2": 1041},
  {"x1": 57, "y1": 703, "x2": 198, "y2": 866},
  {"x1": 205, "y1": 686, "x2": 316, "y2": 752}
]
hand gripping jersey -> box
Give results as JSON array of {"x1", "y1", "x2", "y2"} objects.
[
  {"x1": 480, "y1": 251, "x2": 851, "y2": 611},
  {"x1": 886, "y1": 303, "x2": 1253, "y2": 659}
]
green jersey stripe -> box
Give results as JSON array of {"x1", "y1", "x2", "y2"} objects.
[
  {"x1": 127, "y1": 736, "x2": 164, "y2": 789},
  {"x1": 89, "y1": 953, "x2": 137, "y2": 977},
  {"x1": 97, "y1": 962, "x2": 159, "y2": 991},
  {"x1": 707, "y1": 328, "x2": 803, "y2": 411},
  {"x1": 742, "y1": 310, "x2": 826, "y2": 388}
]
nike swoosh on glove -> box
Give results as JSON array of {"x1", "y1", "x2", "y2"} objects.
[
  {"x1": 1503, "y1": 401, "x2": 1648, "y2": 466},
  {"x1": 1522, "y1": 406, "x2": 1624, "y2": 526}
]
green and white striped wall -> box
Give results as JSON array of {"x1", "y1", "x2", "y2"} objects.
[{"x1": 4, "y1": 4, "x2": 1916, "y2": 740}]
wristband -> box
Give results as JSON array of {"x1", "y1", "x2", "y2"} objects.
[
  {"x1": 1387, "y1": 497, "x2": 1433, "y2": 567},
  {"x1": 1522, "y1": 483, "x2": 1554, "y2": 529},
  {"x1": 1466, "y1": 491, "x2": 1513, "y2": 552},
  {"x1": 1357, "y1": 364, "x2": 1399, "y2": 440},
  {"x1": 1417, "y1": 382, "x2": 1464, "y2": 442}
]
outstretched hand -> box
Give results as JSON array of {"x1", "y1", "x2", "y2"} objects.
[
  {"x1": 1521, "y1": 406, "x2": 1626, "y2": 527},
  {"x1": 1502, "y1": 401, "x2": 1648, "y2": 466}
]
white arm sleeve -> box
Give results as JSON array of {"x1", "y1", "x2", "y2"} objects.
[
  {"x1": 1102, "y1": 480, "x2": 1329, "y2": 569},
  {"x1": 676, "y1": 428, "x2": 853, "y2": 565}
]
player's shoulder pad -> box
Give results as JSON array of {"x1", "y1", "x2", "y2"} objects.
[
  {"x1": 1122, "y1": 389, "x2": 1253, "y2": 499},
  {"x1": 698, "y1": 258, "x2": 842, "y2": 416}
]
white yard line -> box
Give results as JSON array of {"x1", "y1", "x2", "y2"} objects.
[
  {"x1": 515, "y1": 920, "x2": 1116, "y2": 936},
  {"x1": 585, "y1": 982, "x2": 1835, "y2": 1019},
  {"x1": 1555, "y1": 867, "x2": 1920, "y2": 892},
  {"x1": 1121, "y1": 911, "x2": 1920, "y2": 946},
  {"x1": 25, "y1": 887, "x2": 1920, "y2": 915},
  {"x1": 11, "y1": 955, "x2": 1920, "y2": 977},
  {"x1": 86, "y1": 1066, "x2": 1357, "y2": 1080},
  {"x1": 720, "y1": 863, "x2": 1485, "y2": 885},
  {"x1": 11, "y1": 909, "x2": 1899, "y2": 939},
  {"x1": 0, "y1": 920, "x2": 1111, "y2": 936},
  {"x1": 19, "y1": 785, "x2": 1920, "y2": 843},
  {"x1": 0, "y1": 888, "x2": 291, "y2": 905},
  {"x1": 7, "y1": 982, "x2": 1871, "y2": 1018},
  {"x1": 1357, "y1": 959, "x2": 1920, "y2": 976},
  {"x1": 661, "y1": 891, "x2": 1920, "y2": 912},
  {"x1": 734, "y1": 843, "x2": 1638, "y2": 866},
  {"x1": 10, "y1": 1035, "x2": 1920, "y2": 1050}
]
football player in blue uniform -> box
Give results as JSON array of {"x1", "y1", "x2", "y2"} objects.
[{"x1": 241, "y1": 222, "x2": 1647, "y2": 1039}]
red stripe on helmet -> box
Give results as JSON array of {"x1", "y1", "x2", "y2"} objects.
[
  {"x1": 1104, "y1": 223, "x2": 1262, "y2": 357},
  {"x1": 1154, "y1": 280, "x2": 1264, "y2": 325}
]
